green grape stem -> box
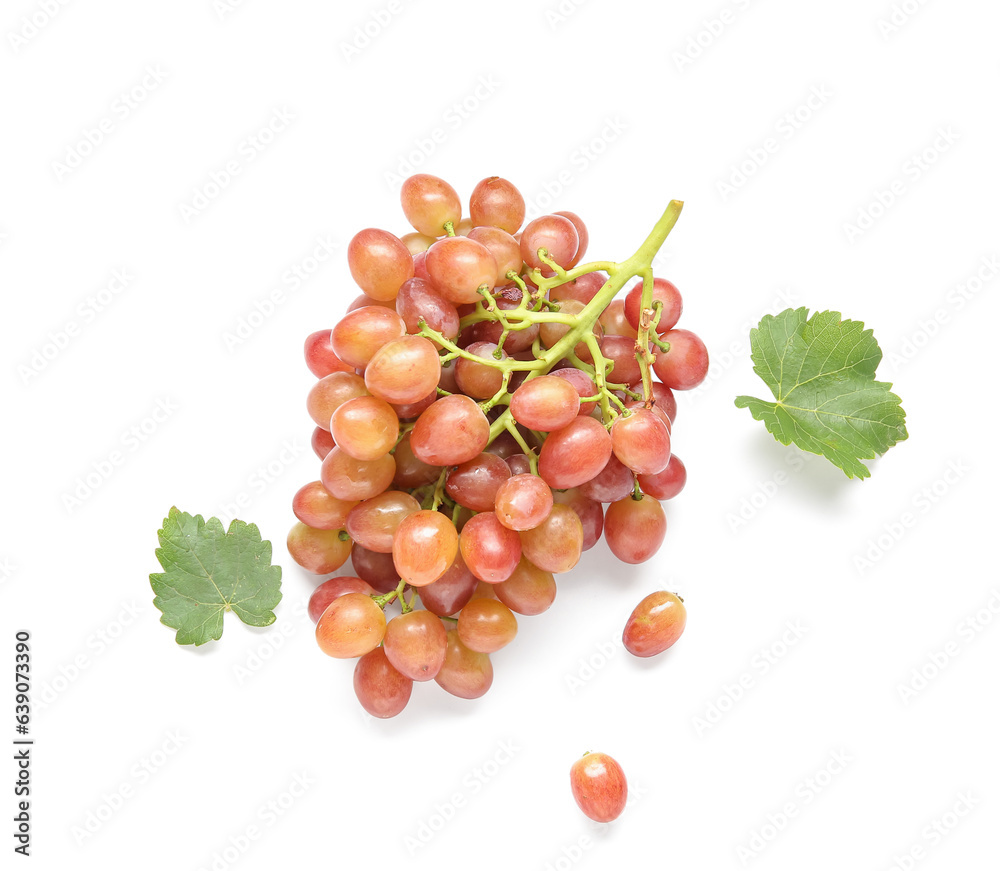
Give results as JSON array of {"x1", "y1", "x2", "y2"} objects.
[{"x1": 417, "y1": 199, "x2": 684, "y2": 445}]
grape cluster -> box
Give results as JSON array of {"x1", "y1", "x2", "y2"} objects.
[{"x1": 288, "y1": 174, "x2": 706, "y2": 718}]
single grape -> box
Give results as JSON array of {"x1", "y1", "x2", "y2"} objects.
[
  {"x1": 287, "y1": 523, "x2": 352, "y2": 574},
  {"x1": 550, "y1": 271, "x2": 605, "y2": 305},
  {"x1": 538, "y1": 416, "x2": 613, "y2": 490},
  {"x1": 552, "y1": 488, "x2": 604, "y2": 550},
  {"x1": 417, "y1": 550, "x2": 478, "y2": 617},
  {"x1": 454, "y1": 341, "x2": 506, "y2": 399},
  {"x1": 623, "y1": 590, "x2": 687, "y2": 657},
  {"x1": 549, "y1": 367, "x2": 599, "y2": 414},
  {"x1": 434, "y1": 630, "x2": 493, "y2": 699},
  {"x1": 390, "y1": 388, "x2": 438, "y2": 422},
  {"x1": 395, "y1": 277, "x2": 460, "y2": 342},
  {"x1": 445, "y1": 452, "x2": 511, "y2": 512},
  {"x1": 520, "y1": 214, "x2": 579, "y2": 270},
  {"x1": 311, "y1": 426, "x2": 335, "y2": 460},
  {"x1": 350, "y1": 544, "x2": 401, "y2": 593},
  {"x1": 410, "y1": 395, "x2": 490, "y2": 466},
  {"x1": 393, "y1": 509, "x2": 460, "y2": 586},
  {"x1": 467, "y1": 226, "x2": 522, "y2": 287},
  {"x1": 637, "y1": 454, "x2": 687, "y2": 500},
  {"x1": 604, "y1": 494, "x2": 666, "y2": 564},
  {"x1": 469, "y1": 176, "x2": 526, "y2": 234},
  {"x1": 364, "y1": 335, "x2": 442, "y2": 405},
  {"x1": 347, "y1": 229, "x2": 414, "y2": 301},
  {"x1": 320, "y1": 447, "x2": 396, "y2": 502},
  {"x1": 459, "y1": 512, "x2": 522, "y2": 583},
  {"x1": 425, "y1": 236, "x2": 498, "y2": 305},
  {"x1": 315, "y1": 592, "x2": 386, "y2": 658},
  {"x1": 457, "y1": 598, "x2": 518, "y2": 653},
  {"x1": 599, "y1": 335, "x2": 642, "y2": 386},
  {"x1": 504, "y1": 453, "x2": 533, "y2": 477},
  {"x1": 306, "y1": 372, "x2": 369, "y2": 431},
  {"x1": 494, "y1": 473, "x2": 553, "y2": 531},
  {"x1": 400, "y1": 231, "x2": 437, "y2": 254},
  {"x1": 292, "y1": 481, "x2": 357, "y2": 530},
  {"x1": 400, "y1": 174, "x2": 462, "y2": 237},
  {"x1": 553, "y1": 210, "x2": 589, "y2": 267},
  {"x1": 652, "y1": 329, "x2": 709, "y2": 390},
  {"x1": 494, "y1": 558, "x2": 556, "y2": 616},
  {"x1": 509, "y1": 375, "x2": 581, "y2": 432},
  {"x1": 539, "y1": 299, "x2": 603, "y2": 362},
  {"x1": 330, "y1": 395, "x2": 399, "y2": 461},
  {"x1": 599, "y1": 299, "x2": 634, "y2": 337},
  {"x1": 354, "y1": 647, "x2": 412, "y2": 718},
  {"x1": 578, "y1": 455, "x2": 635, "y2": 504},
  {"x1": 308, "y1": 576, "x2": 375, "y2": 624},
  {"x1": 392, "y1": 433, "x2": 442, "y2": 488},
  {"x1": 569, "y1": 752, "x2": 628, "y2": 823},
  {"x1": 520, "y1": 503, "x2": 584, "y2": 573},
  {"x1": 304, "y1": 329, "x2": 352, "y2": 378},
  {"x1": 624, "y1": 277, "x2": 683, "y2": 333},
  {"x1": 345, "y1": 490, "x2": 421, "y2": 553},
  {"x1": 610, "y1": 408, "x2": 671, "y2": 475},
  {"x1": 331, "y1": 306, "x2": 405, "y2": 370},
  {"x1": 383, "y1": 609, "x2": 448, "y2": 681}
]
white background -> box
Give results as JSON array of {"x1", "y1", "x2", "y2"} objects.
[{"x1": 2, "y1": 0, "x2": 998, "y2": 868}]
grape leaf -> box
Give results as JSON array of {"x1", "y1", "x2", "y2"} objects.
[
  {"x1": 734, "y1": 308, "x2": 907, "y2": 479},
  {"x1": 150, "y1": 507, "x2": 282, "y2": 645}
]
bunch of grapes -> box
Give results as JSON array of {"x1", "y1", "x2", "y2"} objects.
[{"x1": 288, "y1": 174, "x2": 706, "y2": 717}]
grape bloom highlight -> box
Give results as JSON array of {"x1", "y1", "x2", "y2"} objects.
[{"x1": 289, "y1": 174, "x2": 706, "y2": 716}]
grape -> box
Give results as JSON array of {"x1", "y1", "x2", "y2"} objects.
[
  {"x1": 392, "y1": 433, "x2": 441, "y2": 488},
  {"x1": 308, "y1": 576, "x2": 375, "y2": 623},
  {"x1": 395, "y1": 278, "x2": 460, "y2": 342},
  {"x1": 509, "y1": 375, "x2": 581, "y2": 431},
  {"x1": 315, "y1": 592, "x2": 386, "y2": 658},
  {"x1": 520, "y1": 214, "x2": 579, "y2": 270},
  {"x1": 520, "y1": 503, "x2": 583, "y2": 573},
  {"x1": 538, "y1": 416, "x2": 613, "y2": 490},
  {"x1": 454, "y1": 341, "x2": 506, "y2": 399},
  {"x1": 457, "y1": 598, "x2": 518, "y2": 652},
  {"x1": 604, "y1": 494, "x2": 666, "y2": 564},
  {"x1": 400, "y1": 174, "x2": 462, "y2": 237},
  {"x1": 393, "y1": 509, "x2": 459, "y2": 586},
  {"x1": 410, "y1": 395, "x2": 490, "y2": 466},
  {"x1": 425, "y1": 236, "x2": 498, "y2": 305},
  {"x1": 417, "y1": 551, "x2": 477, "y2": 617},
  {"x1": 467, "y1": 226, "x2": 522, "y2": 286},
  {"x1": 331, "y1": 306, "x2": 405, "y2": 369},
  {"x1": 304, "y1": 329, "x2": 351, "y2": 378},
  {"x1": 578, "y1": 455, "x2": 634, "y2": 504},
  {"x1": 383, "y1": 609, "x2": 448, "y2": 681},
  {"x1": 552, "y1": 488, "x2": 604, "y2": 551},
  {"x1": 494, "y1": 473, "x2": 553, "y2": 531},
  {"x1": 354, "y1": 647, "x2": 412, "y2": 718},
  {"x1": 539, "y1": 299, "x2": 603, "y2": 362},
  {"x1": 599, "y1": 299, "x2": 633, "y2": 337},
  {"x1": 610, "y1": 408, "x2": 671, "y2": 475},
  {"x1": 306, "y1": 372, "x2": 369, "y2": 431},
  {"x1": 434, "y1": 630, "x2": 493, "y2": 699},
  {"x1": 445, "y1": 452, "x2": 511, "y2": 512},
  {"x1": 624, "y1": 277, "x2": 682, "y2": 333},
  {"x1": 311, "y1": 426, "x2": 335, "y2": 460},
  {"x1": 569, "y1": 752, "x2": 627, "y2": 823},
  {"x1": 320, "y1": 447, "x2": 396, "y2": 502},
  {"x1": 365, "y1": 335, "x2": 442, "y2": 405},
  {"x1": 330, "y1": 395, "x2": 399, "y2": 461},
  {"x1": 347, "y1": 293, "x2": 399, "y2": 312},
  {"x1": 347, "y1": 229, "x2": 414, "y2": 301},
  {"x1": 504, "y1": 453, "x2": 533, "y2": 477},
  {"x1": 390, "y1": 388, "x2": 438, "y2": 421},
  {"x1": 598, "y1": 335, "x2": 641, "y2": 386},
  {"x1": 459, "y1": 511, "x2": 521, "y2": 583},
  {"x1": 638, "y1": 454, "x2": 687, "y2": 500},
  {"x1": 351, "y1": 544, "x2": 401, "y2": 593},
  {"x1": 292, "y1": 481, "x2": 357, "y2": 530},
  {"x1": 287, "y1": 523, "x2": 352, "y2": 574},
  {"x1": 622, "y1": 590, "x2": 686, "y2": 657},
  {"x1": 652, "y1": 329, "x2": 709, "y2": 390},
  {"x1": 549, "y1": 367, "x2": 599, "y2": 414},
  {"x1": 400, "y1": 231, "x2": 437, "y2": 254},
  {"x1": 469, "y1": 177, "x2": 526, "y2": 234},
  {"x1": 554, "y1": 210, "x2": 589, "y2": 267},
  {"x1": 345, "y1": 490, "x2": 421, "y2": 553},
  {"x1": 551, "y1": 271, "x2": 605, "y2": 305},
  {"x1": 494, "y1": 558, "x2": 556, "y2": 616}
]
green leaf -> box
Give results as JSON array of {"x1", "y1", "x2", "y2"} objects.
[
  {"x1": 150, "y1": 507, "x2": 282, "y2": 645},
  {"x1": 734, "y1": 308, "x2": 908, "y2": 479}
]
